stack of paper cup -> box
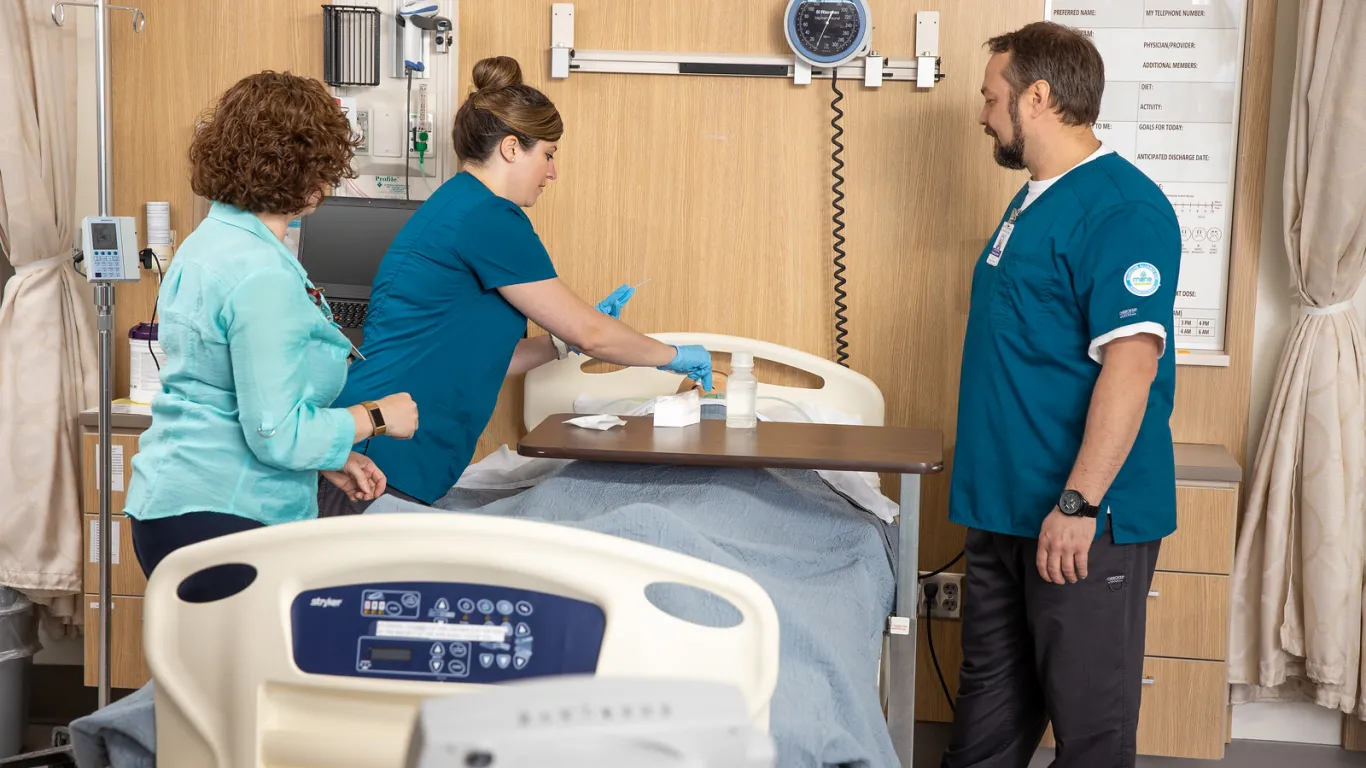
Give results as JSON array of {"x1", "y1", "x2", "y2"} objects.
[{"x1": 145, "y1": 202, "x2": 172, "y2": 272}]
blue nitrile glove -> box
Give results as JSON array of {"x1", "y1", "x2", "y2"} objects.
[
  {"x1": 658, "y1": 345, "x2": 714, "y2": 391},
  {"x1": 595, "y1": 284, "x2": 635, "y2": 318}
]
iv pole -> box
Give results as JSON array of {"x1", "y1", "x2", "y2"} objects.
[{"x1": 50, "y1": 0, "x2": 146, "y2": 711}]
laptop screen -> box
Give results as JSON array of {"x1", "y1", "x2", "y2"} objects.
[{"x1": 298, "y1": 196, "x2": 423, "y2": 299}]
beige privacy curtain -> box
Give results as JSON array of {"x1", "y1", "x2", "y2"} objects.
[
  {"x1": 1228, "y1": 0, "x2": 1366, "y2": 716},
  {"x1": 0, "y1": 1, "x2": 96, "y2": 629}
]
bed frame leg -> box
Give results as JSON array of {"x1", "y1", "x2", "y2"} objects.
[{"x1": 888, "y1": 473, "x2": 921, "y2": 767}]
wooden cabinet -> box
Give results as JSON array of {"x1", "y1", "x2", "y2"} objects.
[
  {"x1": 79, "y1": 409, "x2": 152, "y2": 691},
  {"x1": 82, "y1": 596, "x2": 151, "y2": 691},
  {"x1": 1039, "y1": 446, "x2": 1240, "y2": 761}
]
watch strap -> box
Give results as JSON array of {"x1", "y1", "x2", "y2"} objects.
[{"x1": 362, "y1": 400, "x2": 387, "y2": 437}]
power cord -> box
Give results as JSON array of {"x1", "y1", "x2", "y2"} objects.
[
  {"x1": 137, "y1": 248, "x2": 162, "y2": 371},
  {"x1": 921, "y1": 582, "x2": 955, "y2": 714},
  {"x1": 916, "y1": 549, "x2": 965, "y2": 714},
  {"x1": 829, "y1": 72, "x2": 850, "y2": 368}
]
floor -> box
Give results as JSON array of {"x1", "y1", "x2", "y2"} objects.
[{"x1": 912, "y1": 723, "x2": 1366, "y2": 767}]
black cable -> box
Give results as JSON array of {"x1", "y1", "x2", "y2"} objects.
[
  {"x1": 923, "y1": 586, "x2": 956, "y2": 714},
  {"x1": 72, "y1": 249, "x2": 86, "y2": 277},
  {"x1": 919, "y1": 550, "x2": 964, "y2": 581},
  {"x1": 830, "y1": 71, "x2": 850, "y2": 368},
  {"x1": 138, "y1": 248, "x2": 162, "y2": 371}
]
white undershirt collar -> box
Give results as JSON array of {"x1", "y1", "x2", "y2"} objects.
[{"x1": 1020, "y1": 144, "x2": 1113, "y2": 211}]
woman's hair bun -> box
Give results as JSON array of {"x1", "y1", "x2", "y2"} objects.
[{"x1": 471, "y1": 56, "x2": 523, "y2": 92}]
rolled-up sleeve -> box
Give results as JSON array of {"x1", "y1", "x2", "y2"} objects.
[
  {"x1": 1073, "y1": 204, "x2": 1181, "y2": 364},
  {"x1": 220, "y1": 270, "x2": 354, "y2": 472}
]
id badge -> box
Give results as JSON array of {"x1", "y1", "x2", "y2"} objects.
[{"x1": 987, "y1": 221, "x2": 1014, "y2": 267}]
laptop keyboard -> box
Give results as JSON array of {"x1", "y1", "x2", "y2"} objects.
[{"x1": 330, "y1": 299, "x2": 368, "y2": 329}]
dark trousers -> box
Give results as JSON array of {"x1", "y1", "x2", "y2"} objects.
[
  {"x1": 942, "y1": 520, "x2": 1161, "y2": 768},
  {"x1": 129, "y1": 512, "x2": 266, "y2": 602},
  {"x1": 316, "y1": 476, "x2": 428, "y2": 517}
]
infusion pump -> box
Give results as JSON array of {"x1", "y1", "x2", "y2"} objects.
[{"x1": 81, "y1": 216, "x2": 140, "y2": 282}]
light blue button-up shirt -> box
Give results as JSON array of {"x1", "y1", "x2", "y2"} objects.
[{"x1": 125, "y1": 202, "x2": 356, "y2": 526}]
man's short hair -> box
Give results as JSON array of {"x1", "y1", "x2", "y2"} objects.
[{"x1": 987, "y1": 22, "x2": 1105, "y2": 126}]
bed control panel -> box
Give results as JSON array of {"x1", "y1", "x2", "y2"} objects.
[{"x1": 290, "y1": 582, "x2": 606, "y2": 684}]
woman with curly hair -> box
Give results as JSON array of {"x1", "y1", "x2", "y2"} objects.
[{"x1": 123, "y1": 71, "x2": 419, "y2": 584}]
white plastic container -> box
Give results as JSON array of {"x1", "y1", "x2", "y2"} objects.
[
  {"x1": 128, "y1": 322, "x2": 164, "y2": 404},
  {"x1": 726, "y1": 352, "x2": 758, "y2": 429}
]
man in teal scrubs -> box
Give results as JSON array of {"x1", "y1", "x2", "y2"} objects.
[{"x1": 942, "y1": 23, "x2": 1181, "y2": 768}]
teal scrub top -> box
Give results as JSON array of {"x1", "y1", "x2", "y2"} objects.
[
  {"x1": 125, "y1": 203, "x2": 355, "y2": 526},
  {"x1": 337, "y1": 172, "x2": 557, "y2": 503},
  {"x1": 949, "y1": 152, "x2": 1181, "y2": 545}
]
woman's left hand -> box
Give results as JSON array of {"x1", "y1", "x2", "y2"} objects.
[{"x1": 322, "y1": 452, "x2": 387, "y2": 502}]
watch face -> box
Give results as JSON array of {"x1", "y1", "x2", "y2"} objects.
[{"x1": 1059, "y1": 491, "x2": 1084, "y2": 515}]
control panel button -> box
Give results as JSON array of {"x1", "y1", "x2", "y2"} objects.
[
  {"x1": 449, "y1": 643, "x2": 467, "y2": 658},
  {"x1": 447, "y1": 659, "x2": 467, "y2": 675},
  {"x1": 515, "y1": 601, "x2": 533, "y2": 616},
  {"x1": 385, "y1": 601, "x2": 401, "y2": 615},
  {"x1": 496, "y1": 600, "x2": 514, "y2": 616},
  {"x1": 515, "y1": 622, "x2": 531, "y2": 637},
  {"x1": 430, "y1": 643, "x2": 444, "y2": 657},
  {"x1": 457, "y1": 598, "x2": 475, "y2": 614},
  {"x1": 402, "y1": 593, "x2": 420, "y2": 609},
  {"x1": 513, "y1": 656, "x2": 529, "y2": 670},
  {"x1": 434, "y1": 598, "x2": 450, "y2": 612},
  {"x1": 477, "y1": 599, "x2": 495, "y2": 615},
  {"x1": 366, "y1": 591, "x2": 384, "y2": 602},
  {"x1": 479, "y1": 653, "x2": 494, "y2": 669},
  {"x1": 496, "y1": 654, "x2": 511, "y2": 669},
  {"x1": 429, "y1": 659, "x2": 443, "y2": 673}
]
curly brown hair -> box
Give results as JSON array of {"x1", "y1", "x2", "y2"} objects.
[{"x1": 190, "y1": 71, "x2": 357, "y2": 215}]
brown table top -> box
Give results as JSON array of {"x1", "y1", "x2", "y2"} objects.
[{"x1": 518, "y1": 414, "x2": 944, "y2": 475}]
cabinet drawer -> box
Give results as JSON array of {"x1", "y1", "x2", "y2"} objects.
[
  {"x1": 1135, "y1": 657, "x2": 1228, "y2": 759},
  {"x1": 82, "y1": 514, "x2": 147, "y2": 597},
  {"x1": 1039, "y1": 658, "x2": 1227, "y2": 760},
  {"x1": 83, "y1": 595, "x2": 151, "y2": 691},
  {"x1": 81, "y1": 432, "x2": 143, "y2": 516},
  {"x1": 1144, "y1": 572, "x2": 1228, "y2": 661},
  {"x1": 1157, "y1": 487, "x2": 1236, "y2": 574}
]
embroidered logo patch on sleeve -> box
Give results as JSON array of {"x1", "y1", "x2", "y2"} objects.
[{"x1": 1124, "y1": 262, "x2": 1160, "y2": 297}]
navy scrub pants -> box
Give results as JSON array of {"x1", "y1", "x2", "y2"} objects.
[{"x1": 941, "y1": 518, "x2": 1161, "y2": 768}]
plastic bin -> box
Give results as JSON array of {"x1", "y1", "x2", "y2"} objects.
[{"x1": 0, "y1": 588, "x2": 39, "y2": 759}]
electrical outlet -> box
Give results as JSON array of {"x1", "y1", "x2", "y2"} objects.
[
  {"x1": 919, "y1": 572, "x2": 963, "y2": 620},
  {"x1": 356, "y1": 110, "x2": 370, "y2": 154}
]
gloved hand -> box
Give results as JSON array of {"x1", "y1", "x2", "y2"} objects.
[
  {"x1": 595, "y1": 284, "x2": 635, "y2": 318},
  {"x1": 658, "y1": 345, "x2": 714, "y2": 392}
]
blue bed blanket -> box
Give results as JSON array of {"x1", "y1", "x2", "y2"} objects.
[{"x1": 371, "y1": 460, "x2": 900, "y2": 768}]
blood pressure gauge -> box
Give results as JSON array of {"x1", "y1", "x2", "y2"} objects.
[{"x1": 784, "y1": 0, "x2": 872, "y2": 69}]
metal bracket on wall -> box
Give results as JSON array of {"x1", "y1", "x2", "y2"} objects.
[{"x1": 549, "y1": 3, "x2": 943, "y2": 88}]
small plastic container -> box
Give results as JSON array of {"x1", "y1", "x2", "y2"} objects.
[
  {"x1": 725, "y1": 352, "x2": 758, "y2": 429},
  {"x1": 128, "y1": 323, "x2": 163, "y2": 404}
]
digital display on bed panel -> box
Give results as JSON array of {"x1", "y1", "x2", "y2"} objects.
[{"x1": 290, "y1": 582, "x2": 606, "y2": 683}]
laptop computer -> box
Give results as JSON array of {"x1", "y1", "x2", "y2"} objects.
[{"x1": 298, "y1": 196, "x2": 423, "y2": 345}]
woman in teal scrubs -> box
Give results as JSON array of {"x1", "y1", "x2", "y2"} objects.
[{"x1": 323, "y1": 56, "x2": 713, "y2": 514}]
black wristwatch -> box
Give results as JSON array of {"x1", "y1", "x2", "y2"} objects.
[{"x1": 1058, "y1": 489, "x2": 1100, "y2": 518}]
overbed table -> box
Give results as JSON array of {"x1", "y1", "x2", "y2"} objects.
[{"x1": 519, "y1": 414, "x2": 945, "y2": 766}]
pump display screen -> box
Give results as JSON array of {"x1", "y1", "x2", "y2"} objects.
[
  {"x1": 367, "y1": 646, "x2": 412, "y2": 663},
  {"x1": 90, "y1": 222, "x2": 118, "y2": 251}
]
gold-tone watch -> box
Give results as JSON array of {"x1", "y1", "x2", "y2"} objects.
[{"x1": 362, "y1": 401, "x2": 387, "y2": 437}]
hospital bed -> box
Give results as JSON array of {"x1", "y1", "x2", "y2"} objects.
[
  {"x1": 72, "y1": 513, "x2": 782, "y2": 767},
  {"x1": 384, "y1": 333, "x2": 944, "y2": 766},
  {"x1": 68, "y1": 334, "x2": 942, "y2": 768}
]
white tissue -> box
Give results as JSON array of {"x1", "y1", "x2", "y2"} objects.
[
  {"x1": 565, "y1": 414, "x2": 627, "y2": 431},
  {"x1": 652, "y1": 389, "x2": 702, "y2": 428}
]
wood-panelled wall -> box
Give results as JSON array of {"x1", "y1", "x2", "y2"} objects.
[{"x1": 109, "y1": 0, "x2": 1274, "y2": 723}]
